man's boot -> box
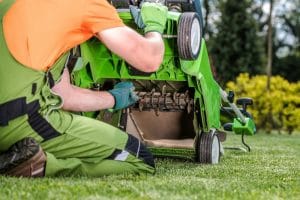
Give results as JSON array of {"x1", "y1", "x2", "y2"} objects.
[{"x1": 0, "y1": 137, "x2": 46, "y2": 177}]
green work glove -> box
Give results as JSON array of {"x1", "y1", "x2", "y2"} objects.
[
  {"x1": 130, "y1": 2, "x2": 168, "y2": 34},
  {"x1": 108, "y1": 82, "x2": 139, "y2": 110}
]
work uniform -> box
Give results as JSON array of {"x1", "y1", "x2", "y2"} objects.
[{"x1": 0, "y1": 0, "x2": 155, "y2": 176}]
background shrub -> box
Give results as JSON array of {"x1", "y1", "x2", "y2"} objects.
[{"x1": 226, "y1": 73, "x2": 300, "y2": 134}]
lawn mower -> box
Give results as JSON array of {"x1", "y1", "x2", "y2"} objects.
[{"x1": 71, "y1": 0, "x2": 256, "y2": 164}]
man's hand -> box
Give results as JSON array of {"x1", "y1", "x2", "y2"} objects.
[
  {"x1": 130, "y1": 2, "x2": 168, "y2": 34},
  {"x1": 108, "y1": 82, "x2": 139, "y2": 110}
]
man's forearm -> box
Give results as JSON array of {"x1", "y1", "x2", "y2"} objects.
[
  {"x1": 144, "y1": 31, "x2": 164, "y2": 69},
  {"x1": 61, "y1": 85, "x2": 115, "y2": 112},
  {"x1": 51, "y1": 69, "x2": 115, "y2": 112}
]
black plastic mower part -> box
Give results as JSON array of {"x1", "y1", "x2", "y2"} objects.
[
  {"x1": 221, "y1": 107, "x2": 253, "y2": 119},
  {"x1": 177, "y1": 12, "x2": 202, "y2": 60},
  {"x1": 111, "y1": 0, "x2": 131, "y2": 8},
  {"x1": 227, "y1": 90, "x2": 235, "y2": 103},
  {"x1": 242, "y1": 110, "x2": 253, "y2": 118},
  {"x1": 236, "y1": 97, "x2": 253, "y2": 112},
  {"x1": 223, "y1": 134, "x2": 251, "y2": 153},
  {"x1": 242, "y1": 134, "x2": 251, "y2": 152},
  {"x1": 128, "y1": 66, "x2": 153, "y2": 76},
  {"x1": 223, "y1": 123, "x2": 233, "y2": 132}
]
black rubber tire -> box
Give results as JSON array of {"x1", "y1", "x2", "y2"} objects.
[
  {"x1": 111, "y1": 0, "x2": 131, "y2": 8},
  {"x1": 177, "y1": 12, "x2": 202, "y2": 60},
  {"x1": 181, "y1": 2, "x2": 195, "y2": 12},
  {"x1": 196, "y1": 130, "x2": 220, "y2": 164}
]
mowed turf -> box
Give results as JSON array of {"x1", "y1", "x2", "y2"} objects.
[{"x1": 0, "y1": 133, "x2": 299, "y2": 200}]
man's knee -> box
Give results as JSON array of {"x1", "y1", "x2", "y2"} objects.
[
  {"x1": 126, "y1": 134, "x2": 155, "y2": 168},
  {"x1": 109, "y1": 134, "x2": 155, "y2": 169}
]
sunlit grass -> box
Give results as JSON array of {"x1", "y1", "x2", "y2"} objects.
[{"x1": 1, "y1": 133, "x2": 299, "y2": 200}]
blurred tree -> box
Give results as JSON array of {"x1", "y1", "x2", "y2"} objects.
[
  {"x1": 203, "y1": 0, "x2": 211, "y2": 36},
  {"x1": 266, "y1": 0, "x2": 273, "y2": 90},
  {"x1": 273, "y1": 0, "x2": 300, "y2": 82},
  {"x1": 251, "y1": 0, "x2": 299, "y2": 82},
  {"x1": 209, "y1": 0, "x2": 264, "y2": 85},
  {"x1": 273, "y1": 51, "x2": 300, "y2": 82},
  {"x1": 202, "y1": 0, "x2": 218, "y2": 39}
]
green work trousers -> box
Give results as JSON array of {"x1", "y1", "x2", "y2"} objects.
[{"x1": 1, "y1": 108, "x2": 155, "y2": 176}]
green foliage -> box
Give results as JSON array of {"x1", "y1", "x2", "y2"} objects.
[
  {"x1": 208, "y1": 0, "x2": 264, "y2": 84},
  {"x1": 227, "y1": 73, "x2": 300, "y2": 134},
  {"x1": 273, "y1": 50, "x2": 300, "y2": 82}
]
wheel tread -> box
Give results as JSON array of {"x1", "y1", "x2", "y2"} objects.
[
  {"x1": 197, "y1": 130, "x2": 220, "y2": 164},
  {"x1": 177, "y1": 12, "x2": 202, "y2": 60}
]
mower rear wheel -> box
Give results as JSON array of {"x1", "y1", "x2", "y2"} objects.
[
  {"x1": 177, "y1": 12, "x2": 202, "y2": 60},
  {"x1": 196, "y1": 130, "x2": 220, "y2": 164}
]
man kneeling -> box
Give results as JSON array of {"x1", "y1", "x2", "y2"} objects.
[{"x1": 0, "y1": 0, "x2": 167, "y2": 177}]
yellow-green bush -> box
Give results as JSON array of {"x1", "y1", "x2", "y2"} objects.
[{"x1": 226, "y1": 73, "x2": 300, "y2": 134}]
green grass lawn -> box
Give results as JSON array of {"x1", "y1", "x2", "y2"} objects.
[{"x1": 1, "y1": 133, "x2": 299, "y2": 200}]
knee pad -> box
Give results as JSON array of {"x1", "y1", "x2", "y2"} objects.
[
  {"x1": 109, "y1": 134, "x2": 155, "y2": 168},
  {"x1": 125, "y1": 134, "x2": 155, "y2": 168}
]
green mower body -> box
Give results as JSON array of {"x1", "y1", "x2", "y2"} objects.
[{"x1": 72, "y1": 0, "x2": 256, "y2": 163}]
